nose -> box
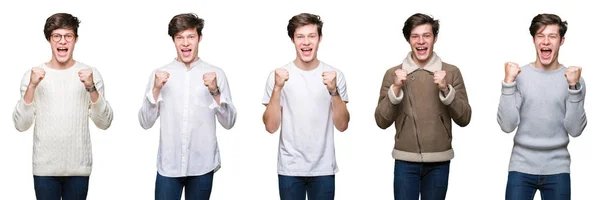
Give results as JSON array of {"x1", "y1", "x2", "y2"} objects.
[
  {"x1": 542, "y1": 36, "x2": 550, "y2": 45},
  {"x1": 183, "y1": 38, "x2": 190, "y2": 46},
  {"x1": 301, "y1": 37, "x2": 309, "y2": 45},
  {"x1": 58, "y1": 36, "x2": 67, "y2": 44},
  {"x1": 417, "y1": 36, "x2": 425, "y2": 44}
]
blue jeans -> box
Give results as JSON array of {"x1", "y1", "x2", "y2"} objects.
[
  {"x1": 393, "y1": 160, "x2": 450, "y2": 200},
  {"x1": 33, "y1": 175, "x2": 90, "y2": 200},
  {"x1": 155, "y1": 171, "x2": 214, "y2": 200},
  {"x1": 278, "y1": 175, "x2": 335, "y2": 200},
  {"x1": 505, "y1": 171, "x2": 570, "y2": 200}
]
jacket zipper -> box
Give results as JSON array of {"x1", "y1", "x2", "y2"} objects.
[{"x1": 405, "y1": 72, "x2": 423, "y2": 161}]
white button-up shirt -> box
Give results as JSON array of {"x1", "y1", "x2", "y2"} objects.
[{"x1": 139, "y1": 59, "x2": 236, "y2": 177}]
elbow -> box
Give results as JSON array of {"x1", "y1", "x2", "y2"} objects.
[
  {"x1": 139, "y1": 121, "x2": 153, "y2": 130},
  {"x1": 265, "y1": 125, "x2": 278, "y2": 134},
  {"x1": 454, "y1": 108, "x2": 472, "y2": 127},
  {"x1": 499, "y1": 123, "x2": 516, "y2": 133},
  {"x1": 13, "y1": 119, "x2": 31, "y2": 132},
  {"x1": 15, "y1": 124, "x2": 28, "y2": 132},
  {"x1": 224, "y1": 113, "x2": 237, "y2": 130},
  {"x1": 374, "y1": 113, "x2": 392, "y2": 130},
  {"x1": 222, "y1": 119, "x2": 236, "y2": 130},
  {"x1": 567, "y1": 124, "x2": 587, "y2": 138},
  {"x1": 456, "y1": 117, "x2": 471, "y2": 127},
  {"x1": 336, "y1": 124, "x2": 348, "y2": 132}
]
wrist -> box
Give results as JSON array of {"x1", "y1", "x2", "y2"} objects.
[
  {"x1": 27, "y1": 84, "x2": 38, "y2": 90},
  {"x1": 569, "y1": 84, "x2": 578, "y2": 90},
  {"x1": 86, "y1": 84, "x2": 96, "y2": 92},
  {"x1": 210, "y1": 86, "x2": 220, "y2": 96},
  {"x1": 504, "y1": 78, "x2": 514, "y2": 84},
  {"x1": 329, "y1": 87, "x2": 339, "y2": 96}
]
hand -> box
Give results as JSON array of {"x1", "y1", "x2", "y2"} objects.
[
  {"x1": 504, "y1": 62, "x2": 521, "y2": 83},
  {"x1": 393, "y1": 69, "x2": 407, "y2": 88},
  {"x1": 29, "y1": 67, "x2": 46, "y2": 87},
  {"x1": 564, "y1": 66, "x2": 582, "y2": 86},
  {"x1": 274, "y1": 68, "x2": 289, "y2": 89},
  {"x1": 433, "y1": 70, "x2": 448, "y2": 91},
  {"x1": 203, "y1": 72, "x2": 218, "y2": 93},
  {"x1": 78, "y1": 69, "x2": 94, "y2": 88},
  {"x1": 153, "y1": 70, "x2": 170, "y2": 90},
  {"x1": 322, "y1": 71, "x2": 337, "y2": 93}
]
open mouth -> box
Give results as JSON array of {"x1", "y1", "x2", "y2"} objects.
[
  {"x1": 57, "y1": 47, "x2": 68, "y2": 56},
  {"x1": 181, "y1": 49, "x2": 192, "y2": 57},
  {"x1": 301, "y1": 47, "x2": 312, "y2": 56},
  {"x1": 540, "y1": 47, "x2": 552, "y2": 59},
  {"x1": 416, "y1": 47, "x2": 428, "y2": 55}
]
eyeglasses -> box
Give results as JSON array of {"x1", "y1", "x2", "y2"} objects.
[{"x1": 51, "y1": 33, "x2": 76, "y2": 42}]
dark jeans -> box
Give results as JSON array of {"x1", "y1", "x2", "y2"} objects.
[
  {"x1": 278, "y1": 175, "x2": 335, "y2": 200},
  {"x1": 393, "y1": 160, "x2": 450, "y2": 200},
  {"x1": 155, "y1": 171, "x2": 214, "y2": 200},
  {"x1": 505, "y1": 171, "x2": 570, "y2": 200},
  {"x1": 33, "y1": 175, "x2": 90, "y2": 200}
]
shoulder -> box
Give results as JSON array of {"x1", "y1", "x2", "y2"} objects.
[
  {"x1": 202, "y1": 61, "x2": 226, "y2": 74},
  {"x1": 441, "y1": 62, "x2": 460, "y2": 73}
]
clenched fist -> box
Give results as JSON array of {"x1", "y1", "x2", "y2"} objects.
[
  {"x1": 393, "y1": 69, "x2": 407, "y2": 88},
  {"x1": 433, "y1": 70, "x2": 448, "y2": 91},
  {"x1": 78, "y1": 69, "x2": 94, "y2": 88},
  {"x1": 203, "y1": 72, "x2": 218, "y2": 93},
  {"x1": 154, "y1": 70, "x2": 170, "y2": 90},
  {"x1": 274, "y1": 68, "x2": 289, "y2": 89},
  {"x1": 29, "y1": 67, "x2": 46, "y2": 87},
  {"x1": 322, "y1": 71, "x2": 337, "y2": 93},
  {"x1": 564, "y1": 66, "x2": 582, "y2": 86},
  {"x1": 504, "y1": 62, "x2": 521, "y2": 84}
]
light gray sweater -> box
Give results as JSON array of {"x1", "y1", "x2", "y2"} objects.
[{"x1": 497, "y1": 64, "x2": 587, "y2": 175}]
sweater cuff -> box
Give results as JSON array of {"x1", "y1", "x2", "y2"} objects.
[
  {"x1": 439, "y1": 84, "x2": 455, "y2": 105},
  {"x1": 146, "y1": 90, "x2": 162, "y2": 106},
  {"x1": 568, "y1": 82, "x2": 584, "y2": 102},
  {"x1": 90, "y1": 95, "x2": 107, "y2": 112},
  {"x1": 18, "y1": 99, "x2": 35, "y2": 113},
  {"x1": 388, "y1": 84, "x2": 403, "y2": 105},
  {"x1": 501, "y1": 81, "x2": 517, "y2": 95}
]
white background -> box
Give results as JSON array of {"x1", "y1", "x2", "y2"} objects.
[{"x1": 0, "y1": 0, "x2": 597, "y2": 199}]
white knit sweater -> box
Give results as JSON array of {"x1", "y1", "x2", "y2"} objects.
[{"x1": 12, "y1": 62, "x2": 113, "y2": 176}]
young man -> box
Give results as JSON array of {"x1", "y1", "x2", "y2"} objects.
[
  {"x1": 497, "y1": 13, "x2": 586, "y2": 200},
  {"x1": 374, "y1": 13, "x2": 471, "y2": 200},
  {"x1": 138, "y1": 13, "x2": 237, "y2": 200},
  {"x1": 262, "y1": 13, "x2": 350, "y2": 200},
  {"x1": 12, "y1": 13, "x2": 114, "y2": 200}
]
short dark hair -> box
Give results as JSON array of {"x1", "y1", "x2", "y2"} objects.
[
  {"x1": 168, "y1": 13, "x2": 205, "y2": 39},
  {"x1": 529, "y1": 14, "x2": 568, "y2": 38},
  {"x1": 287, "y1": 13, "x2": 323, "y2": 39},
  {"x1": 44, "y1": 13, "x2": 80, "y2": 41},
  {"x1": 402, "y1": 13, "x2": 439, "y2": 41}
]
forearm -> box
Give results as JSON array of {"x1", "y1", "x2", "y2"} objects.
[
  {"x1": 23, "y1": 85, "x2": 36, "y2": 104},
  {"x1": 564, "y1": 83, "x2": 587, "y2": 137},
  {"x1": 90, "y1": 95, "x2": 113, "y2": 130},
  {"x1": 331, "y1": 95, "x2": 349, "y2": 132},
  {"x1": 497, "y1": 81, "x2": 520, "y2": 133},
  {"x1": 89, "y1": 90, "x2": 99, "y2": 103},
  {"x1": 139, "y1": 90, "x2": 161, "y2": 129},
  {"x1": 263, "y1": 88, "x2": 282, "y2": 134}
]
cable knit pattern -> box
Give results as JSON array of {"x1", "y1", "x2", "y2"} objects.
[{"x1": 12, "y1": 62, "x2": 113, "y2": 176}]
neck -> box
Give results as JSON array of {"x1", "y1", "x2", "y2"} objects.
[
  {"x1": 178, "y1": 56, "x2": 199, "y2": 69},
  {"x1": 411, "y1": 53, "x2": 431, "y2": 68},
  {"x1": 47, "y1": 58, "x2": 76, "y2": 70},
  {"x1": 293, "y1": 57, "x2": 320, "y2": 71},
  {"x1": 533, "y1": 59, "x2": 561, "y2": 71}
]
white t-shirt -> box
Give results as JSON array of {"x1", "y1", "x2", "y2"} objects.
[{"x1": 262, "y1": 61, "x2": 349, "y2": 176}]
